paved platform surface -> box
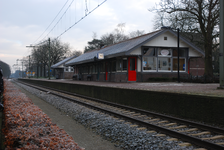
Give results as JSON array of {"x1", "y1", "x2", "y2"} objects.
[{"x1": 24, "y1": 78, "x2": 224, "y2": 97}]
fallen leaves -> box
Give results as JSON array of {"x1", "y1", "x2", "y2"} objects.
[{"x1": 2, "y1": 80, "x2": 84, "y2": 150}]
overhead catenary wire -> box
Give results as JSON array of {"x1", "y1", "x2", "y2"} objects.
[
  {"x1": 40, "y1": 0, "x2": 75, "y2": 43},
  {"x1": 35, "y1": 0, "x2": 107, "y2": 46},
  {"x1": 33, "y1": 0, "x2": 70, "y2": 44},
  {"x1": 56, "y1": 0, "x2": 107, "y2": 39}
]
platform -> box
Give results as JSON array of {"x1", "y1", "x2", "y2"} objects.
[
  {"x1": 28, "y1": 78, "x2": 224, "y2": 97},
  {"x1": 17, "y1": 78, "x2": 224, "y2": 126}
]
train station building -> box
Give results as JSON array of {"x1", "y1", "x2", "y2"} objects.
[
  {"x1": 65, "y1": 27, "x2": 205, "y2": 82},
  {"x1": 51, "y1": 55, "x2": 77, "y2": 79}
]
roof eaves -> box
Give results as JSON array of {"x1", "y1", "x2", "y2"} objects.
[
  {"x1": 51, "y1": 55, "x2": 78, "y2": 68},
  {"x1": 65, "y1": 58, "x2": 94, "y2": 66}
]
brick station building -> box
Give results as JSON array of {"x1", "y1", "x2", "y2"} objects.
[{"x1": 66, "y1": 27, "x2": 205, "y2": 82}]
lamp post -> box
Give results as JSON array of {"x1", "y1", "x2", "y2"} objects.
[
  {"x1": 17, "y1": 59, "x2": 24, "y2": 78},
  {"x1": 48, "y1": 38, "x2": 50, "y2": 80},
  {"x1": 26, "y1": 38, "x2": 51, "y2": 80},
  {"x1": 12, "y1": 64, "x2": 18, "y2": 78},
  {"x1": 177, "y1": 28, "x2": 180, "y2": 83},
  {"x1": 169, "y1": 27, "x2": 180, "y2": 83}
]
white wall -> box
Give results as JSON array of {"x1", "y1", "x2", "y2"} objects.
[
  {"x1": 137, "y1": 58, "x2": 141, "y2": 72},
  {"x1": 144, "y1": 31, "x2": 188, "y2": 47},
  {"x1": 130, "y1": 31, "x2": 202, "y2": 57},
  {"x1": 130, "y1": 47, "x2": 141, "y2": 55}
]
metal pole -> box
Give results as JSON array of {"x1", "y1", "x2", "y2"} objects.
[
  {"x1": 178, "y1": 28, "x2": 180, "y2": 83},
  {"x1": 29, "y1": 55, "x2": 30, "y2": 79},
  {"x1": 219, "y1": 0, "x2": 224, "y2": 88},
  {"x1": 48, "y1": 38, "x2": 50, "y2": 80},
  {"x1": 22, "y1": 61, "x2": 23, "y2": 78}
]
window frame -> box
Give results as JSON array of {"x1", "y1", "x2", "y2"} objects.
[{"x1": 142, "y1": 47, "x2": 188, "y2": 73}]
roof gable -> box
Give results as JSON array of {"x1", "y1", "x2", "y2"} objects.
[{"x1": 65, "y1": 28, "x2": 204, "y2": 66}]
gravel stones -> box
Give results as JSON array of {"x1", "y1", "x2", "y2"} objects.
[{"x1": 14, "y1": 81, "x2": 196, "y2": 150}]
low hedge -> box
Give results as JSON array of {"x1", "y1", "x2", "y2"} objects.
[{"x1": 2, "y1": 80, "x2": 84, "y2": 150}]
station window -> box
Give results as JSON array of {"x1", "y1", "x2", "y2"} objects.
[
  {"x1": 93, "y1": 65, "x2": 96, "y2": 73},
  {"x1": 143, "y1": 57, "x2": 157, "y2": 71},
  {"x1": 112, "y1": 61, "x2": 116, "y2": 72},
  {"x1": 90, "y1": 65, "x2": 93, "y2": 74},
  {"x1": 158, "y1": 57, "x2": 171, "y2": 71},
  {"x1": 115, "y1": 58, "x2": 127, "y2": 72},
  {"x1": 116, "y1": 59, "x2": 122, "y2": 71},
  {"x1": 64, "y1": 67, "x2": 69, "y2": 72},
  {"x1": 142, "y1": 47, "x2": 187, "y2": 72},
  {"x1": 143, "y1": 48, "x2": 157, "y2": 71},
  {"x1": 123, "y1": 58, "x2": 127, "y2": 71}
]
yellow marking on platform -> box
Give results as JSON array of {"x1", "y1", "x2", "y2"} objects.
[
  {"x1": 148, "y1": 118, "x2": 160, "y2": 122},
  {"x1": 168, "y1": 125, "x2": 187, "y2": 129},
  {"x1": 163, "y1": 123, "x2": 177, "y2": 127},
  {"x1": 167, "y1": 138, "x2": 178, "y2": 141},
  {"x1": 137, "y1": 127, "x2": 147, "y2": 130},
  {"x1": 155, "y1": 134, "x2": 166, "y2": 137},
  {"x1": 178, "y1": 128, "x2": 198, "y2": 133},
  {"x1": 216, "y1": 142, "x2": 224, "y2": 145},
  {"x1": 147, "y1": 130, "x2": 156, "y2": 133},
  {"x1": 158, "y1": 120, "x2": 169, "y2": 124},
  {"x1": 201, "y1": 135, "x2": 224, "y2": 140},
  {"x1": 193, "y1": 148, "x2": 207, "y2": 150},
  {"x1": 130, "y1": 125, "x2": 138, "y2": 127},
  {"x1": 178, "y1": 143, "x2": 192, "y2": 147},
  {"x1": 189, "y1": 131, "x2": 211, "y2": 136}
]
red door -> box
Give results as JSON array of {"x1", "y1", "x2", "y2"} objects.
[
  {"x1": 128, "y1": 57, "x2": 137, "y2": 81},
  {"x1": 105, "y1": 62, "x2": 108, "y2": 81}
]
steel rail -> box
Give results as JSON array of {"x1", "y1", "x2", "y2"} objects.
[
  {"x1": 15, "y1": 80, "x2": 224, "y2": 150},
  {"x1": 16, "y1": 80, "x2": 224, "y2": 134}
]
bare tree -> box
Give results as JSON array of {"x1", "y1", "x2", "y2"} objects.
[
  {"x1": 150, "y1": 0, "x2": 220, "y2": 77},
  {"x1": 101, "y1": 23, "x2": 129, "y2": 46},
  {"x1": 66, "y1": 50, "x2": 82, "y2": 57},
  {"x1": 129, "y1": 30, "x2": 145, "y2": 38},
  {"x1": 31, "y1": 38, "x2": 71, "y2": 77}
]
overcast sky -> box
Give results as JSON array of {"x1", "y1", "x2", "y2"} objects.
[{"x1": 0, "y1": 0, "x2": 158, "y2": 73}]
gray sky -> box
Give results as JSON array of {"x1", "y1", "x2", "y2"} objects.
[{"x1": 0, "y1": 0, "x2": 158, "y2": 73}]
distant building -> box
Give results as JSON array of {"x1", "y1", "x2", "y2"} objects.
[
  {"x1": 51, "y1": 55, "x2": 77, "y2": 79},
  {"x1": 66, "y1": 27, "x2": 205, "y2": 82}
]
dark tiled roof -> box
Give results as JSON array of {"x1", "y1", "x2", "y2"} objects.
[
  {"x1": 65, "y1": 28, "x2": 204, "y2": 66},
  {"x1": 51, "y1": 55, "x2": 77, "y2": 68},
  {"x1": 66, "y1": 30, "x2": 163, "y2": 66}
]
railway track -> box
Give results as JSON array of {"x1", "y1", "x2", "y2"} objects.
[{"x1": 15, "y1": 79, "x2": 224, "y2": 150}]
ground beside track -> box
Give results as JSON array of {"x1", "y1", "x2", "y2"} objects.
[{"x1": 12, "y1": 81, "x2": 121, "y2": 150}]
